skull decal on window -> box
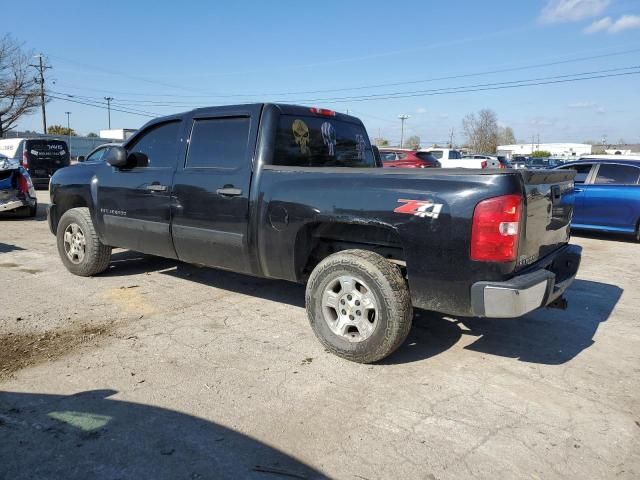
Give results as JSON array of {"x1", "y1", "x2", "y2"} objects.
[
  {"x1": 321, "y1": 121, "x2": 336, "y2": 156},
  {"x1": 292, "y1": 119, "x2": 310, "y2": 155}
]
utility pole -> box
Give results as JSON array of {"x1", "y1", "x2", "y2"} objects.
[
  {"x1": 30, "y1": 54, "x2": 50, "y2": 134},
  {"x1": 398, "y1": 114, "x2": 410, "y2": 148},
  {"x1": 104, "y1": 97, "x2": 114, "y2": 129},
  {"x1": 449, "y1": 128, "x2": 455, "y2": 148},
  {"x1": 537, "y1": 133, "x2": 540, "y2": 150},
  {"x1": 531, "y1": 135, "x2": 535, "y2": 155},
  {"x1": 65, "y1": 112, "x2": 71, "y2": 153}
]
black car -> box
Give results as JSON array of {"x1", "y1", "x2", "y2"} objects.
[{"x1": 48, "y1": 103, "x2": 581, "y2": 363}]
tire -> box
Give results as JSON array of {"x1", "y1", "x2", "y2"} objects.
[
  {"x1": 56, "y1": 207, "x2": 112, "y2": 276},
  {"x1": 27, "y1": 200, "x2": 37, "y2": 218},
  {"x1": 305, "y1": 249, "x2": 412, "y2": 363},
  {"x1": 635, "y1": 221, "x2": 640, "y2": 243}
]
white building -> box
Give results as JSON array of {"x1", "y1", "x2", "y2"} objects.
[
  {"x1": 497, "y1": 143, "x2": 592, "y2": 159},
  {"x1": 99, "y1": 128, "x2": 137, "y2": 141}
]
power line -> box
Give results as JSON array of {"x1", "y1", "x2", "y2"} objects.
[
  {"x1": 56, "y1": 65, "x2": 640, "y2": 108},
  {"x1": 48, "y1": 95, "x2": 158, "y2": 118},
  {"x1": 283, "y1": 66, "x2": 640, "y2": 104},
  {"x1": 49, "y1": 45, "x2": 640, "y2": 101}
]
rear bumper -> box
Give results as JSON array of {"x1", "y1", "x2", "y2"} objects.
[
  {"x1": 0, "y1": 199, "x2": 26, "y2": 212},
  {"x1": 470, "y1": 244, "x2": 582, "y2": 318}
]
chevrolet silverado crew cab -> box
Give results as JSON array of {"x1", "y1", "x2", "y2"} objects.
[{"x1": 48, "y1": 104, "x2": 581, "y2": 363}]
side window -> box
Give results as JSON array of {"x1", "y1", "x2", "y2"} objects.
[
  {"x1": 562, "y1": 164, "x2": 592, "y2": 184},
  {"x1": 397, "y1": 152, "x2": 408, "y2": 160},
  {"x1": 186, "y1": 117, "x2": 250, "y2": 169},
  {"x1": 127, "y1": 121, "x2": 180, "y2": 168},
  {"x1": 380, "y1": 152, "x2": 397, "y2": 161},
  {"x1": 448, "y1": 150, "x2": 461, "y2": 159},
  {"x1": 430, "y1": 150, "x2": 443, "y2": 159},
  {"x1": 594, "y1": 164, "x2": 640, "y2": 185}
]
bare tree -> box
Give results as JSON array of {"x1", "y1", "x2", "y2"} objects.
[
  {"x1": 0, "y1": 35, "x2": 40, "y2": 137},
  {"x1": 498, "y1": 126, "x2": 516, "y2": 145},
  {"x1": 462, "y1": 109, "x2": 499, "y2": 153},
  {"x1": 405, "y1": 135, "x2": 421, "y2": 150}
]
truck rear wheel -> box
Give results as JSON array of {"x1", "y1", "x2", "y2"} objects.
[
  {"x1": 56, "y1": 207, "x2": 112, "y2": 277},
  {"x1": 305, "y1": 249, "x2": 412, "y2": 363}
]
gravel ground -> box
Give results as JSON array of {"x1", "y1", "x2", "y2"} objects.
[{"x1": 0, "y1": 190, "x2": 638, "y2": 480}]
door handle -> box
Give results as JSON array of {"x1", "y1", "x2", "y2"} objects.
[
  {"x1": 216, "y1": 187, "x2": 243, "y2": 197},
  {"x1": 573, "y1": 187, "x2": 583, "y2": 193},
  {"x1": 145, "y1": 183, "x2": 168, "y2": 192}
]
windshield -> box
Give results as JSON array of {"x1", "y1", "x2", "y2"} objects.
[{"x1": 274, "y1": 115, "x2": 375, "y2": 167}]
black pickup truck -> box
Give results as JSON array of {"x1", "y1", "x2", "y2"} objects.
[{"x1": 48, "y1": 104, "x2": 581, "y2": 363}]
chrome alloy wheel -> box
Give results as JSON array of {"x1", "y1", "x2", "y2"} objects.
[
  {"x1": 321, "y1": 275, "x2": 378, "y2": 342},
  {"x1": 63, "y1": 223, "x2": 86, "y2": 264}
]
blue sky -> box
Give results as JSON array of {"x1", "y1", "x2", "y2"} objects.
[{"x1": 6, "y1": 0, "x2": 640, "y2": 145}]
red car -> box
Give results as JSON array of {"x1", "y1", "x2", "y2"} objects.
[{"x1": 378, "y1": 148, "x2": 441, "y2": 168}]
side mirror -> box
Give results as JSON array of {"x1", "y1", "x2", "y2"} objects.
[
  {"x1": 77, "y1": 156, "x2": 85, "y2": 162},
  {"x1": 105, "y1": 146, "x2": 128, "y2": 168}
]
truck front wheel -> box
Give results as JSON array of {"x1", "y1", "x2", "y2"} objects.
[
  {"x1": 305, "y1": 249, "x2": 412, "y2": 363},
  {"x1": 56, "y1": 207, "x2": 112, "y2": 277}
]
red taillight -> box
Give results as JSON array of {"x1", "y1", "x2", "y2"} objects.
[
  {"x1": 310, "y1": 107, "x2": 336, "y2": 116},
  {"x1": 481, "y1": 160, "x2": 487, "y2": 169},
  {"x1": 21, "y1": 150, "x2": 29, "y2": 168},
  {"x1": 470, "y1": 194, "x2": 522, "y2": 262},
  {"x1": 17, "y1": 173, "x2": 29, "y2": 194}
]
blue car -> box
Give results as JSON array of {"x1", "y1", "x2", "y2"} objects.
[
  {"x1": 0, "y1": 154, "x2": 38, "y2": 217},
  {"x1": 556, "y1": 157, "x2": 640, "y2": 241}
]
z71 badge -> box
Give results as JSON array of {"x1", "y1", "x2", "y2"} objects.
[{"x1": 394, "y1": 199, "x2": 443, "y2": 219}]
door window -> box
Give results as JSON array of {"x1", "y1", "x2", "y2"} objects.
[
  {"x1": 594, "y1": 164, "x2": 640, "y2": 185},
  {"x1": 561, "y1": 164, "x2": 592, "y2": 183},
  {"x1": 127, "y1": 121, "x2": 180, "y2": 168},
  {"x1": 429, "y1": 150, "x2": 443, "y2": 159},
  {"x1": 186, "y1": 117, "x2": 251, "y2": 169}
]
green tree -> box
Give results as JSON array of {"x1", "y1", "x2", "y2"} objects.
[
  {"x1": 48, "y1": 124, "x2": 76, "y2": 136},
  {"x1": 405, "y1": 135, "x2": 421, "y2": 150},
  {"x1": 531, "y1": 150, "x2": 551, "y2": 158},
  {"x1": 374, "y1": 137, "x2": 389, "y2": 146},
  {"x1": 87, "y1": 132, "x2": 99, "y2": 138}
]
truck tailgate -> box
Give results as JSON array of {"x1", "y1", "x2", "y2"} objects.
[{"x1": 517, "y1": 169, "x2": 576, "y2": 270}]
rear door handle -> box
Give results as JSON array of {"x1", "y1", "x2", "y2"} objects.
[
  {"x1": 145, "y1": 184, "x2": 168, "y2": 192},
  {"x1": 216, "y1": 187, "x2": 242, "y2": 197},
  {"x1": 573, "y1": 187, "x2": 583, "y2": 193}
]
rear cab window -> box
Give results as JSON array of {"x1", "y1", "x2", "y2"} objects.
[
  {"x1": 448, "y1": 151, "x2": 461, "y2": 159},
  {"x1": 274, "y1": 115, "x2": 375, "y2": 167}
]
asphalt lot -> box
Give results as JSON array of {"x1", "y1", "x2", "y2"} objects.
[{"x1": 0, "y1": 190, "x2": 638, "y2": 480}]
